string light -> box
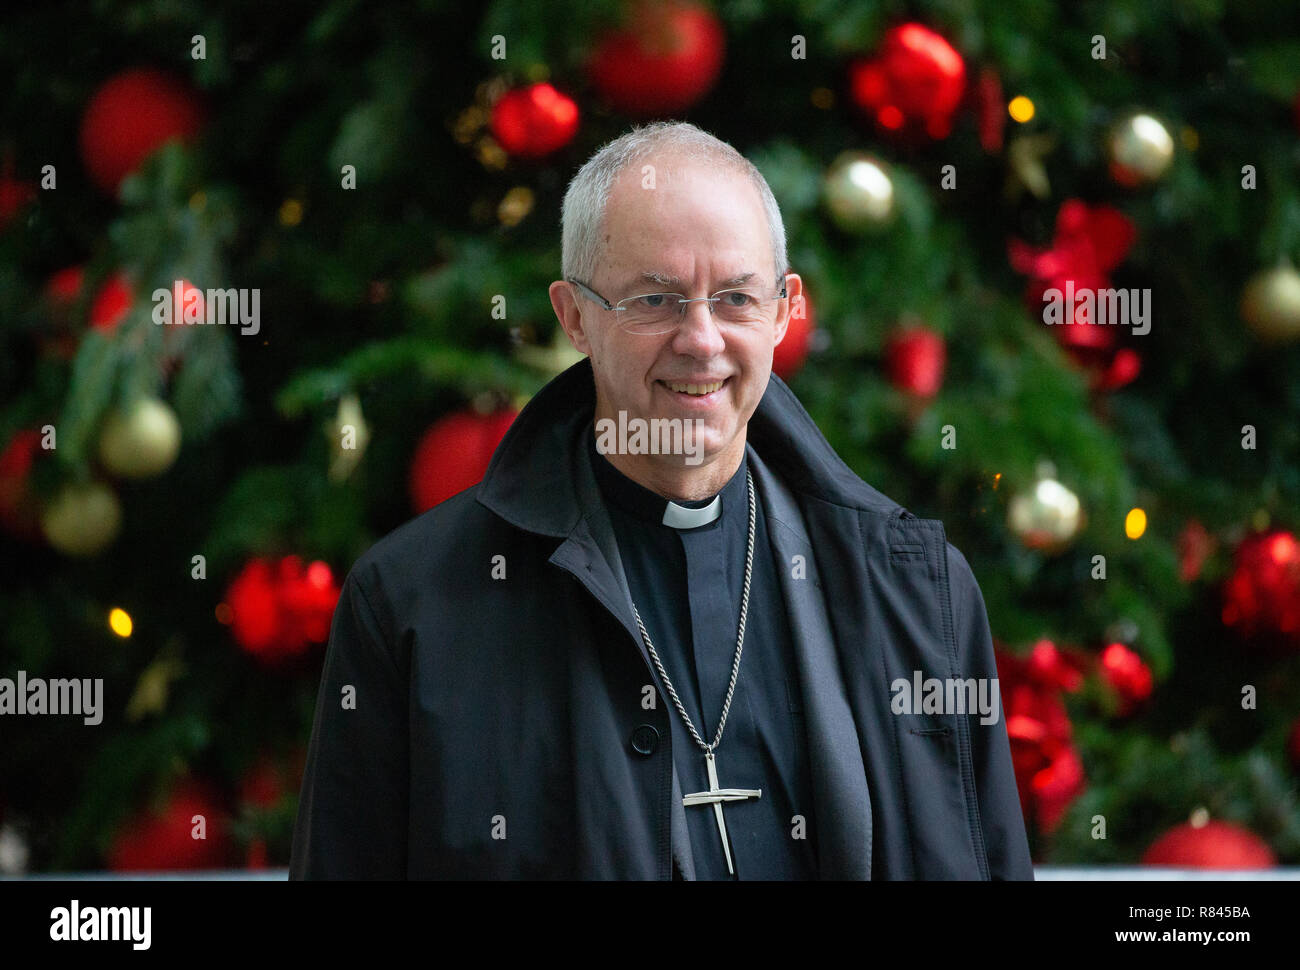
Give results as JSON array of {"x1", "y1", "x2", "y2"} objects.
[
  {"x1": 1126, "y1": 507, "x2": 1147, "y2": 539},
  {"x1": 108, "y1": 607, "x2": 133, "y2": 638},
  {"x1": 1008, "y1": 96, "x2": 1035, "y2": 123}
]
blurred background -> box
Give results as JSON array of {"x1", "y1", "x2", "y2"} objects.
[{"x1": 2, "y1": 0, "x2": 1300, "y2": 876}]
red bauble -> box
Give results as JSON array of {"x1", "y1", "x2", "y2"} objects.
[
  {"x1": 89, "y1": 272, "x2": 134, "y2": 332},
  {"x1": 1177, "y1": 518, "x2": 1215, "y2": 584},
  {"x1": 409, "y1": 407, "x2": 517, "y2": 514},
  {"x1": 0, "y1": 174, "x2": 36, "y2": 230},
  {"x1": 772, "y1": 289, "x2": 814, "y2": 379},
  {"x1": 1142, "y1": 820, "x2": 1276, "y2": 869},
  {"x1": 587, "y1": 1, "x2": 725, "y2": 116},
  {"x1": 79, "y1": 68, "x2": 204, "y2": 196},
  {"x1": 0, "y1": 429, "x2": 45, "y2": 540},
  {"x1": 848, "y1": 23, "x2": 967, "y2": 140},
  {"x1": 1220, "y1": 528, "x2": 1300, "y2": 645},
  {"x1": 224, "y1": 556, "x2": 341, "y2": 662},
  {"x1": 996, "y1": 643, "x2": 1087, "y2": 833},
  {"x1": 490, "y1": 83, "x2": 580, "y2": 159},
  {"x1": 884, "y1": 325, "x2": 946, "y2": 397},
  {"x1": 1009, "y1": 199, "x2": 1141, "y2": 390},
  {"x1": 1098, "y1": 642, "x2": 1153, "y2": 714},
  {"x1": 277, "y1": 557, "x2": 341, "y2": 645},
  {"x1": 107, "y1": 779, "x2": 231, "y2": 871}
]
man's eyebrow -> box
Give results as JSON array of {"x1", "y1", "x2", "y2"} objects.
[{"x1": 623, "y1": 271, "x2": 758, "y2": 292}]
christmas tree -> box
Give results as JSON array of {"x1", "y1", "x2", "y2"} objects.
[{"x1": 2, "y1": 0, "x2": 1300, "y2": 873}]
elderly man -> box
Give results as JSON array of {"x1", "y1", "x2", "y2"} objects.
[{"x1": 290, "y1": 121, "x2": 1033, "y2": 880}]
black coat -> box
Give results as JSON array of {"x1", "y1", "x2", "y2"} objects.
[{"x1": 289, "y1": 358, "x2": 1034, "y2": 879}]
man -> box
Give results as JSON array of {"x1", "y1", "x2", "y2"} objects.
[{"x1": 290, "y1": 121, "x2": 1033, "y2": 880}]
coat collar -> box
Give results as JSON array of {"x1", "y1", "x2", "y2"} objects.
[{"x1": 476, "y1": 355, "x2": 905, "y2": 535}]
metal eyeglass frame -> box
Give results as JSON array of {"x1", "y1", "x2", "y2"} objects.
[{"x1": 566, "y1": 275, "x2": 789, "y2": 332}]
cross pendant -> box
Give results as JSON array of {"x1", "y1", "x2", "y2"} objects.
[{"x1": 681, "y1": 750, "x2": 761, "y2": 876}]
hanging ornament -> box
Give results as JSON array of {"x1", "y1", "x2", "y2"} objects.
[
  {"x1": 972, "y1": 66, "x2": 1006, "y2": 153},
  {"x1": 89, "y1": 272, "x2": 135, "y2": 332},
  {"x1": 514, "y1": 328, "x2": 587, "y2": 378},
  {"x1": 409, "y1": 406, "x2": 517, "y2": 514},
  {"x1": 489, "y1": 82, "x2": 580, "y2": 159},
  {"x1": 0, "y1": 428, "x2": 46, "y2": 541},
  {"x1": 1098, "y1": 642, "x2": 1153, "y2": 715},
  {"x1": 1003, "y1": 132, "x2": 1056, "y2": 201},
  {"x1": 884, "y1": 324, "x2": 946, "y2": 397},
  {"x1": 125, "y1": 653, "x2": 186, "y2": 722},
  {"x1": 79, "y1": 68, "x2": 205, "y2": 197},
  {"x1": 1106, "y1": 111, "x2": 1175, "y2": 187},
  {"x1": 847, "y1": 23, "x2": 967, "y2": 141},
  {"x1": 1220, "y1": 528, "x2": 1300, "y2": 646},
  {"x1": 772, "y1": 286, "x2": 815, "y2": 380},
  {"x1": 223, "y1": 556, "x2": 341, "y2": 663},
  {"x1": 1141, "y1": 819, "x2": 1276, "y2": 869},
  {"x1": 587, "y1": 1, "x2": 726, "y2": 116},
  {"x1": 41, "y1": 480, "x2": 122, "y2": 557},
  {"x1": 1007, "y1": 461, "x2": 1084, "y2": 554},
  {"x1": 1177, "y1": 518, "x2": 1216, "y2": 583},
  {"x1": 327, "y1": 393, "x2": 371, "y2": 483},
  {"x1": 107, "y1": 778, "x2": 231, "y2": 871},
  {"x1": 995, "y1": 643, "x2": 1086, "y2": 833},
  {"x1": 40, "y1": 267, "x2": 86, "y2": 359},
  {"x1": 822, "y1": 152, "x2": 895, "y2": 233},
  {"x1": 1240, "y1": 262, "x2": 1300, "y2": 344},
  {"x1": 1008, "y1": 199, "x2": 1141, "y2": 390},
  {"x1": 97, "y1": 396, "x2": 182, "y2": 479}
]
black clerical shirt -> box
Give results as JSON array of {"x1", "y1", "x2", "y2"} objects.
[{"x1": 587, "y1": 428, "x2": 818, "y2": 880}]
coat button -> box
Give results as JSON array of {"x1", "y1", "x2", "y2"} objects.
[{"x1": 630, "y1": 724, "x2": 659, "y2": 756}]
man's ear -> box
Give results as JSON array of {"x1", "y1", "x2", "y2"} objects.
[
  {"x1": 549, "y1": 280, "x2": 593, "y2": 356},
  {"x1": 773, "y1": 273, "x2": 802, "y2": 350}
]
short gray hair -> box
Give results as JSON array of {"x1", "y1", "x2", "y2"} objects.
[{"x1": 560, "y1": 121, "x2": 787, "y2": 293}]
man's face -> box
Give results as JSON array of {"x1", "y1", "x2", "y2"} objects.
[{"x1": 552, "y1": 154, "x2": 800, "y2": 478}]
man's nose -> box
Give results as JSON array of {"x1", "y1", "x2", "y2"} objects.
[{"x1": 671, "y1": 299, "x2": 726, "y2": 356}]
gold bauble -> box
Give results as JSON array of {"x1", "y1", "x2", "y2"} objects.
[
  {"x1": 41, "y1": 481, "x2": 122, "y2": 557},
  {"x1": 1107, "y1": 112, "x2": 1175, "y2": 185},
  {"x1": 823, "y1": 152, "x2": 895, "y2": 232},
  {"x1": 1007, "y1": 464, "x2": 1084, "y2": 553},
  {"x1": 328, "y1": 393, "x2": 371, "y2": 483},
  {"x1": 98, "y1": 397, "x2": 182, "y2": 479},
  {"x1": 1240, "y1": 263, "x2": 1300, "y2": 344}
]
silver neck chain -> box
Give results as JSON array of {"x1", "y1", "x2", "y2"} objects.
[{"x1": 630, "y1": 468, "x2": 756, "y2": 756}]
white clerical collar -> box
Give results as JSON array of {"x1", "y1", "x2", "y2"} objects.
[{"x1": 662, "y1": 495, "x2": 722, "y2": 529}]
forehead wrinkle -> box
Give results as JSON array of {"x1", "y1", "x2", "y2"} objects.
[{"x1": 620, "y1": 269, "x2": 759, "y2": 293}]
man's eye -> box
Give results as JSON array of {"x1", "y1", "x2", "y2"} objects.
[
  {"x1": 723, "y1": 291, "x2": 754, "y2": 306},
  {"x1": 641, "y1": 294, "x2": 669, "y2": 308}
]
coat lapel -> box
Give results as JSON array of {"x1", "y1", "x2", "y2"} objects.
[{"x1": 749, "y1": 447, "x2": 874, "y2": 879}]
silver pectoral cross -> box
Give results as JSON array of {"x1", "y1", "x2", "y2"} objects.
[{"x1": 681, "y1": 750, "x2": 761, "y2": 876}]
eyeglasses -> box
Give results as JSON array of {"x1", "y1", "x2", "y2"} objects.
[{"x1": 567, "y1": 276, "x2": 789, "y2": 336}]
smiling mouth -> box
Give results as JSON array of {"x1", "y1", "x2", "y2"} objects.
[{"x1": 659, "y1": 378, "x2": 728, "y2": 396}]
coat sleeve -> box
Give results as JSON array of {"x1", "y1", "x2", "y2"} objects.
[
  {"x1": 946, "y1": 542, "x2": 1035, "y2": 880},
  {"x1": 289, "y1": 564, "x2": 409, "y2": 879}
]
